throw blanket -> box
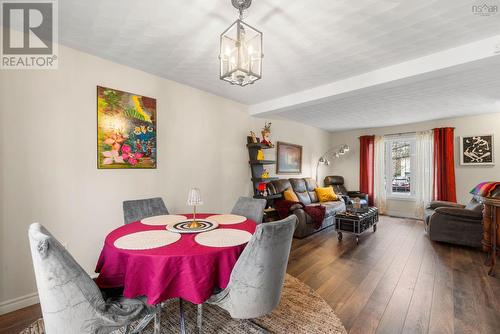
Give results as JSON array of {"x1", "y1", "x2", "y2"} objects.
[
  {"x1": 275, "y1": 200, "x2": 326, "y2": 229},
  {"x1": 470, "y1": 182, "x2": 500, "y2": 198}
]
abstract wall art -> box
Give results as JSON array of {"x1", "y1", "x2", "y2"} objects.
[
  {"x1": 276, "y1": 141, "x2": 302, "y2": 174},
  {"x1": 460, "y1": 135, "x2": 494, "y2": 166},
  {"x1": 97, "y1": 86, "x2": 157, "y2": 169}
]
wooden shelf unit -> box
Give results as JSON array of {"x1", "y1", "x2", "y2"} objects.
[{"x1": 246, "y1": 141, "x2": 282, "y2": 203}]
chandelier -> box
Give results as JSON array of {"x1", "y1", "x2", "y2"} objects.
[{"x1": 219, "y1": 0, "x2": 263, "y2": 86}]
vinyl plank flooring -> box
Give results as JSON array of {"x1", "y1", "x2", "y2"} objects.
[{"x1": 3, "y1": 216, "x2": 500, "y2": 334}]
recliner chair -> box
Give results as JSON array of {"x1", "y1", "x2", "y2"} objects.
[
  {"x1": 424, "y1": 196, "x2": 484, "y2": 247},
  {"x1": 324, "y1": 175, "x2": 368, "y2": 207}
]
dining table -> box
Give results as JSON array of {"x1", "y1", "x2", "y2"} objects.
[{"x1": 95, "y1": 213, "x2": 257, "y2": 306}]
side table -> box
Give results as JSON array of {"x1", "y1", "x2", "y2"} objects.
[{"x1": 482, "y1": 196, "x2": 500, "y2": 277}]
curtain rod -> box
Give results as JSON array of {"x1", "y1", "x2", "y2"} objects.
[{"x1": 359, "y1": 127, "x2": 455, "y2": 139}]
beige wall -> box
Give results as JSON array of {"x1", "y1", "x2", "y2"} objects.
[
  {"x1": 329, "y1": 113, "x2": 500, "y2": 218},
  {"x1": 0, "y1": 45, "x2": 333, "y2": 313}
]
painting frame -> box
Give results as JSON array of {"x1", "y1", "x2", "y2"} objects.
[
  {"x1": 97, "y1": 86, "x2": 157, "y2": 169},
  {"x1": 276, "y1": 141, "x2": 303, "y2": 174},
  {"x1": 459, "y1": 134, "x2": 495, "y2": 166}
]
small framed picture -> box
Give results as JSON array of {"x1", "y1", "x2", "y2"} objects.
[
  {"x1": 460, "y1": 135, "x2": 495, "y2": 166},
  {"x1": 276, "y1": 142, "x2": 302, "y2": 174}
]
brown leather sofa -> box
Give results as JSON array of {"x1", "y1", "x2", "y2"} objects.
[{"x1": 267, "y1": 178, "x2": 346, "y2": 238}]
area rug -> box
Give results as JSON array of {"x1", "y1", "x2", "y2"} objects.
[{"x1": 20, "y1": 274, "x2": 346, "y2": 334}]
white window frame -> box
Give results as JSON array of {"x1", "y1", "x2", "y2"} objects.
[{"x1": 384, "y1": 134, "x2": 417, "y2": 201}]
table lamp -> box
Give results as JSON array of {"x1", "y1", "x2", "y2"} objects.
[{"x1": 187, "y1": 187, "x2": 203, "y2": 229}]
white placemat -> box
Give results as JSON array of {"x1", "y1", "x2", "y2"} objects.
[
  {"x1": 206, "y1": 214, "x2": 247, "y2": 225},
  {"x1": 140, "y1": 215, "x2": 187, "y2": 226},
  {"x1": 114, "y1": 230, "x2": 181, "y2": 250},
  {"x1": 195, "y1": 229, "x2": 252, "y2": 248}
]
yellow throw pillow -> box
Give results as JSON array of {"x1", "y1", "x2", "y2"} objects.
[
  {"x1": 283, "y1": 188, "x2": 299, "y2": 202},
  {"x1": 315, "y1": 186, "x2": 338, "y2": 202}
]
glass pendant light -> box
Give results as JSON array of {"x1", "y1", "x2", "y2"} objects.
[{"x1": 219, "y1": 0, "x2": 263, "y2": 86}]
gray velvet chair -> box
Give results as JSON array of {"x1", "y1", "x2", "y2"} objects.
[
  {"x1": 122, "y1": 197, "x2": 169, "y2": 224},
  {"x1": 230, "y1": 196, "x2": 267, "y2": 224},
  {"x1": 28, "y1": 223, "x2": 160, "y2": 334},
  {"x1": 207, "y1": 215, "x2": 297, "y2": 320}
]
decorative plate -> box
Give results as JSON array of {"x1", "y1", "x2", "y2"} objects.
[{"x1": 166, "y1": 219, "x2": 219, "y2": 234}]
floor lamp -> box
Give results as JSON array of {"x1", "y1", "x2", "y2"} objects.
[{"x1": 315, "y1": 144, "x2": 350, "y2": 183}]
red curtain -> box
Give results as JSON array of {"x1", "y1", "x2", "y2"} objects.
[
  {"x1": 359, "y1": 135, "x2": 375, "y2": 206},
  {"x1": 433, "y1": 127, "x2": 457, "y2": 202}
]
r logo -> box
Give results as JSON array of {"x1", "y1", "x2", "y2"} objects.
[{"x1": 2, "y1": 2, "x2": 53, "y2": 54}]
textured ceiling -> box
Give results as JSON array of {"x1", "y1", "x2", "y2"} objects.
[
  {"x1": 59, "y1": 0, "x2": 500, "y2": 105},
  {"x1": 274, "y1": 56, "x2": 500, "y2": 132}
]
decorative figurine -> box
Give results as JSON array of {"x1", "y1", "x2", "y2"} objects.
[
  {"x1": 261, "y1": 169, "x2": 270, "y2": 178},
  {"x1": 250, "y1": 131, "x2": 258, "y2": 143},
  {"x1": 261, "y1": 122, "x2": 274, "y2": 147},
  {"x1": 257, "y1": 182, "x2": 267, "y2": 196},
  {"x1": 256, "y1": 149, "x2": 265, "y2": 161}
]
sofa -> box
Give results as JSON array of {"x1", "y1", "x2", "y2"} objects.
[
  {"x1": 324, "y1": 175, "x2": 369, "y2": 207},
  {"x1": 424, "y1": 196, "x2": 484, "y2": 247},
  {"x1": 266, "y1": 178, "x2": 346, "y2": 238}
]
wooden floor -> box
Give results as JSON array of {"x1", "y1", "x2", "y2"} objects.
[
  {"x1": 288, "y1": 216, "x2": 500, "y2": 334},
  {"x1": 1, "y1": 216, "x2": 499, "y2": 334}
]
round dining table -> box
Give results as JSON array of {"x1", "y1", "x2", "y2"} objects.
[{"x1": 95, "y1": 213, "x2": 256, "y2": 305}]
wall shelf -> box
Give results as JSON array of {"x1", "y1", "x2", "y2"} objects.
[
  {"x1": 251, "y1": 177, "x2": 279, "y2": 182},
  {"x1": 246, "y1": 143, "x2": 274, "y2": 149},
  {"x1": 249, "y1": 160, "x2": 276, "y2": 165}
]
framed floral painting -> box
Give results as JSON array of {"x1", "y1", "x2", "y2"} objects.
[{"x1": 97, "y1": 86, "x2": 157, "y2": 169}]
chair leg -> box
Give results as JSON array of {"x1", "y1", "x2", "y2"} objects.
[
  {"x1": 153, "y1": 310, "x2": 161, "y2": 334},
  {"x1": 246, "y1": 319, "x2": 270, "y2": 334},
  {"x1": 197, "y1": 304, "x2": 203, "y2": 334},
  {"x1": 179, "y1": 299, "x2": 186, "y2": 334},
  {"x1": 131, "y1": 313, "x2": 155, "y2": 333}
]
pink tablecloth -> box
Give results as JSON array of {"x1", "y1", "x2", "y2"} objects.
[{"x1": 95, "y1": 213, "x2": 256, "y2": 305}]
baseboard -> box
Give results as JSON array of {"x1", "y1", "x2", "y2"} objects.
[
  {"x1": 384, "y1": 210, "x2": 419, "y2": 220},
  {"x1": 0, "y1": 292, "x2": 39, "y2": 315}
]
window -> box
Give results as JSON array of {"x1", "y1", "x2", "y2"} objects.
[{"x1": 385, "y1": 135, "x2": 416, "y2": 199}]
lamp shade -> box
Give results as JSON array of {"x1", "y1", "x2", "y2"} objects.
[{"x1": 187, "y1": 188, "x2": 203, "y2": 206}]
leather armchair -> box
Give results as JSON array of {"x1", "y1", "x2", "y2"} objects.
[
  {"x1": 324, "y1": 175, "x2": 368, "y2": 207},
  {"x1": 424, "y1": 196, "x2": 483, "y2": 247}
]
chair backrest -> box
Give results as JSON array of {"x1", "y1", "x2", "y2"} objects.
[
  {"x1": 28, "y1": 223, "x2": 106, "y2": 333},
  {"x1": 230, "y1": 196, "x2": 266, "y2": 224},
  {"x1": 324, "y1": 175, "x2": 348, "y2": 195},
  {"x1": 122, "y1": 197, "x2": 169, "y2": 224},
  {"x1": 224, "y1": 215, "x2": 297, "y2": 319}
]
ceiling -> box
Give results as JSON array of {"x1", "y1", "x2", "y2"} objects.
[
  {"x1": 59, "y1": 0, "x2": 500, "y2": 130},
  {"x1": 274, "y1": 56, "x2": 500, "y2": 132}
]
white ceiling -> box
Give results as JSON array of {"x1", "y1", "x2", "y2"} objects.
[
  {"x1": 273, "y1": 56, "x2": 500, "y2": 132},
  {"x1": 58, "y1": 0, "x2": 500, "y2": 130}
]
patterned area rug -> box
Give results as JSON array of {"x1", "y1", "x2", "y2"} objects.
[{"x1": 20, "y1": 274, "x2": 346, "y2": 334}]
